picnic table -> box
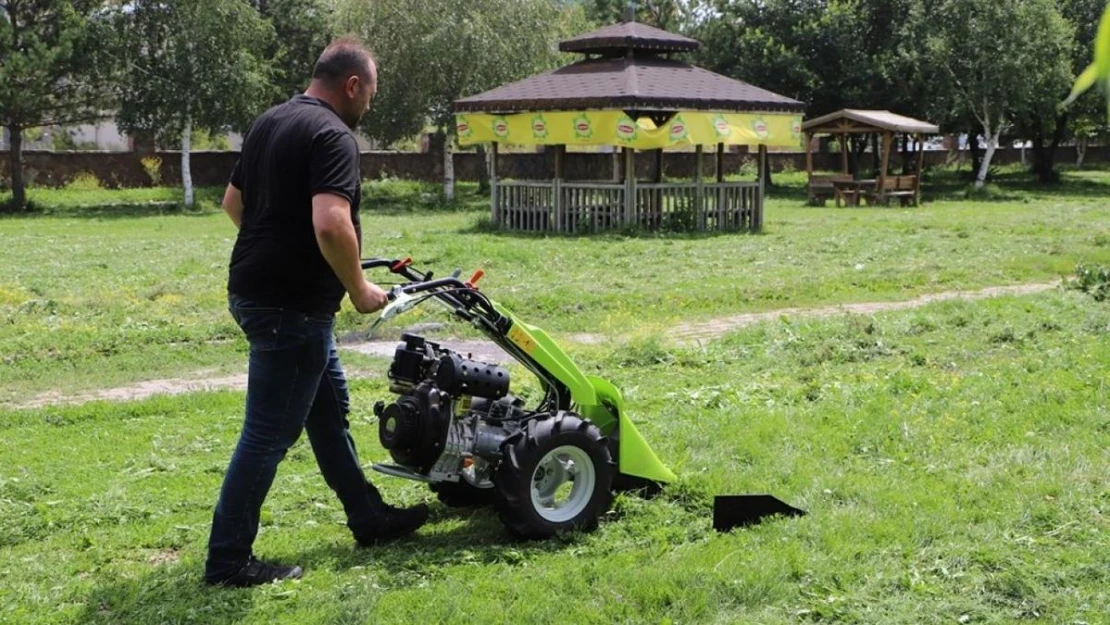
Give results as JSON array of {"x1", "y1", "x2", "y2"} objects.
[{"x1": 833, "y1": 179, "x2": 876, "y2": 207}]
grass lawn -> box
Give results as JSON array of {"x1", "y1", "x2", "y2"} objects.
[
  {"x1": 2, "y1": 168, "x2": 1110, "y2": 403},
  {"x1": 1, "y1": 167, "x2": 1109, "y2": 624}
]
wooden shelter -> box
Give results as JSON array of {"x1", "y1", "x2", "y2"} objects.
[
  {"x1": 453, "y1": 21, "x2": 807, "y2": 233},
  {"x1": 802, "y1": 109, "x2": 940, "y2": 207}
]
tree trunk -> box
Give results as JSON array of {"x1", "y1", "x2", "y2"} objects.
[
  {"x1": 1031, "y1": 113, "x2": 1066, "y2": 184},
  {"x1": 969, "y1": 133, "x2": 982, "y2": 178},
  {"x1": 6, "y1": 125, "x2": 26, "y2": 211},
  {"x1": 182, "y1": 119, "x2": 194, "y2": 208},
  {"x1": 443, "y1": 133, "x2": 455, "y2": 202},
  {"x1": 476, "y1": 144, "x2": 490, "y2": 194},
  {"x1": 760, "y1": 150, "x2": 774, "y2": 189},
  {"x1": 1077, "y1": 138, "x2": 1088, "y2": 168},
  {"x1": 850, "y1": 136, "x2": 868, "y2": 178},
  {"x1": 975, "y1": 126, "x2": 1000, "y2": 189}
]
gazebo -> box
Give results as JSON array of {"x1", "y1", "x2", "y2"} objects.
[
  {"x1": 801, "y1": 109, "x2": 940, "y2": 207},
  {"x1": 453, "y1": 21, "x2": 806, "y2": 233}
]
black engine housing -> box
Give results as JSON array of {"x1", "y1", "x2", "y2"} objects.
[
  {"x1": 377, "y1": 382, "x2": 452, "y2": 472},
  {"x1": 378, "y1": 333, "x2": 513, "y2": 473}
]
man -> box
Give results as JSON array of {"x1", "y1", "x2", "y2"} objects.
[{"x1": 205, "y1": 36, "x2": 428, "y2": 588}]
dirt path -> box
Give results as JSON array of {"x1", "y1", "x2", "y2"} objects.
[
  {"x1": 10, "y1": 282, "x2": 1060, "y2": 409},
  {"x1": 669, "y1": 281, "x2": 1059, "y2": 346}
]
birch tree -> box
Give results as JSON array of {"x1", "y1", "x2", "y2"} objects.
[
  {"x1": 917, "y1": 0, "x2": 1072, "y2": 188},
  {"x1": 116, "y1": 0, "x2": 275, "y2": 207}
]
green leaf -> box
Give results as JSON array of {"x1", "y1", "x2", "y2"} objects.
[
  {"x1": 1063, "y1": 63, "x2": 1099, "y2": 107},
  {"x1": 1097, "y1": 2, "x2": 1110, "y2": 78}
]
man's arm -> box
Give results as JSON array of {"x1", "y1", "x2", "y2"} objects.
[
  {"x1": 312, "y1": 192, "x2": 387, "y2": 313},
  {"x1": 222, "y1": 183, "x2": 244, "y2": 228}
]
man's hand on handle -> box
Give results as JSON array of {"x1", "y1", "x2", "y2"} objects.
[{"x1": 350, "y1": 280, "x2": 389, "y2": 314}]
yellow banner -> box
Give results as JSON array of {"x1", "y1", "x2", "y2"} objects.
[{"x1": 455, "y1": 110, "x2": 803, "y2": 149}]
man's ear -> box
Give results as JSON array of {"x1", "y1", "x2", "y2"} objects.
[{"x1": 345, "y1": 75, "x2": 359, "y2": 98}]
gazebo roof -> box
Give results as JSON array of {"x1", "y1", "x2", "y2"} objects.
[
  {"x1": 802, "y1": 109, "x2": 940, "y2": 135},
  {"x1": 558, "y1": 21, "x2": 700, "y2": 55},
  {"x1": 454, "y1": 55, "x2": 805, "y2": 114}
]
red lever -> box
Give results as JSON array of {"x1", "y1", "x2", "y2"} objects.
[
  {"x1": 391, "y1": 257, "x2": 413, "y2": 272},
  {"x1": 466, "y1": 269, "x2": 485, "y2": 288}
]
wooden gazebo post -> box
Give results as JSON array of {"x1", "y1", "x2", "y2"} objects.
[
  {"x1": 878, "y1": 130, "x2": 893, "y2": 205},
  {"x1": 653, "y1": 148, "x2": 663, "y2": 228},
  {"x1": 756, "y1": 144, "x2": 767, "y2": 230},
  {"x1": 914, "y1": 133, "x2": 925, "y2": 205},
  {"x1": 716, "y1": 143, "x2": 725, "y2": 227},
  {"x1": 554, "y1": 144, "x2": 565, "y2": 230},
  {"x1": 490, "y1": 141, "x2": 499, "y2": 224},
  {"x1": 623, "y1": 146, "x2": 635, "y2": 227},
  {"x1": 805, "y1": 132, "x2": 813, "y2": 177},
  {"x1": 694, "y1": 145, "x2": 705, "y2": 230}
]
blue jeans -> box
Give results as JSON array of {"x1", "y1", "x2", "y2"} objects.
[{"x1": 205, "y1": 295, "x2": 385, "y2": 582}]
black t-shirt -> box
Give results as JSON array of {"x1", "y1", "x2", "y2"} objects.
[{"x1": 227, "y1": 94, "x2": 362, "y2": 313}]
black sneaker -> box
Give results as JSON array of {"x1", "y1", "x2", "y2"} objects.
[
  {"x1": 207, "y1": 556, "x2": 303, "y2": 587},
  {"x1": 357, "y1": 503, "x2": 430, "y2": 547}
]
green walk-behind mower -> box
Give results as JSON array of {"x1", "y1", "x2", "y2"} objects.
[
  {"x1": 359, "y1": 257, "x2": 804, "y2": 539},
  {"x1": 359, "y1": 257, "x2": 674, "y2": 539}
]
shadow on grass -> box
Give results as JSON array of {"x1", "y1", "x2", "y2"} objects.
[
  {"x1": 297, "y1": 505, "x2": 585, "y2": 575},
  {"x1": 74, "y1": 505, "x2": 583, "y2": 624}
]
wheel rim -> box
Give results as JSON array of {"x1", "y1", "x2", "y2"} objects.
[{"x1": 530, "y1": 445, "x2": 595, "y2": 523}]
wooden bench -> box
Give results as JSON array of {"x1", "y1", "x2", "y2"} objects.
[
  {"x1": 808, "y1": 174, "x2": 853, "y2": 206},
  {"x1": 869, "y1": 175, "x2": 919, "y2": 206}
]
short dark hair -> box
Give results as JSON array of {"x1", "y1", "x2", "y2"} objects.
[{"x1": 312, "y1": 35, "x2": 375, "y2": 86}]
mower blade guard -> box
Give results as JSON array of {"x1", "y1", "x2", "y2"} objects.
[
  {"x1": 583, "y1": 375, "x2": 676, "y2": 485},
  {"x1": 492, "y1": 310, "x2": 676, "y2": 486}
]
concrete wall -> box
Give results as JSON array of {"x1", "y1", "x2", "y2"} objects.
[{"x1": 1, "y1": 145, "x2": 1107, "y2": 189}]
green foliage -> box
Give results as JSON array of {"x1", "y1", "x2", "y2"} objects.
[
  {"x1": 251, "y1": 0, "x2": 338, "y2": 101},
  {"x1": 64, "y1": 172, "x2": 103, "y2": 192},
  {"x1": 336, "y1": 0, "x2": 585, "y2": 145},
  {"x1": 188, "y1": 129, "x2": 232, "y2": 151},
  {"x1": 908, "y1": 0, "x2": 1074, "y2": 185},
  {"x1": 584, "y1": 0, "x2": 689, "y2": 30},
  {"x1": 1066, "y1": 262, "x2": 1110, "y2": 300},
  {"x1": 51, "y1": 129, "x2": 99, "y2": 152},
  {"x1": 116, "y1": 0, "x2": 277, "y2": 146},
  {"x1": 0, "y1": 1, "x2": 118, "y2": 128},
  {"x1": 1061, "y1": 1, "x2": 1110, "y2": 121},
  {"x1": 0, "y1": 0, "x2": 119, "y2": 210},
  {"x1": 140, "y1": 156, "x2": 163, "y2": 187},
  {"x1": 695, "y1": 0, "x2": 923, "y2": 119}
]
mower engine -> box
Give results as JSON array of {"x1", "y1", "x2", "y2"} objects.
[{"x1": 372, "y1": 333, "x2": 525, "y2": 491}]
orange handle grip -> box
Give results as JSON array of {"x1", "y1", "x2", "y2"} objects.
[{"x1": 466, "y1": 269, "x2": 485, "y2": 287}]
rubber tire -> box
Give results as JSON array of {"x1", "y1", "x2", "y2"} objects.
[
  {"x1": 494, "y1": 412, "x2": 614, "y2": 539},
  {"x1": 429, "y1": 480, "x2": 499, "y2": 508}
]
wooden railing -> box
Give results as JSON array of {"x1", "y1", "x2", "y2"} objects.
[
  {"x1": 493, "y1": 180, "x2": 761, "y2": 233},
  {"x1": 559, "y1": 183, "x2": 625, "y2": 232},
  {"x1": 495, "y1": 181, "x2": 555, "y2": 232}
]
